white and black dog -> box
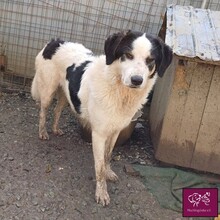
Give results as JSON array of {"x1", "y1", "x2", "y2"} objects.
[{"x1": 31, "y1": 30, "x2": 172, "y2": 206}]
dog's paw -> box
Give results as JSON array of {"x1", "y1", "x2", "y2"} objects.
[
  {"x1": 106, "y1": 168, "x2": 118, "y2": 182},
  {"x1": 53, "y1": 128, "x2": 64, "y2": 136},
  {"x1": 95, "y1": 182, "x2": 110, "y2": 206},
  {"x1": 96, "y1": 188, "x2": 110, "y2": 206},
  {"x1": 39, "y1": 131, "x2": 49, "y2": 140}
]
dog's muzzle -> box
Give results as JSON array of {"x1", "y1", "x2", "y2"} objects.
[{"x1": 130, "y1": 75, "x2": 143, "y2": 87}]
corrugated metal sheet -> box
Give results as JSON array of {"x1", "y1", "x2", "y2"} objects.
[{"x1": 166, "y1": 5, "x2": 220, "y2": 62}]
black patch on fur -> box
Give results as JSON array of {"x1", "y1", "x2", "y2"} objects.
[
  {"x1": 146, "y1": 35, "x2": 173, "y2": 77},
  {"x1": 105, "y1": 30, "x2": 143, "y2": 65},
  {"x1": 120, "y1": 54, "x2": 126, "y2": 62},
  {"x1": 66, "y1": 61, "x2": 91, "y2": 114},
  {"x1": 42, "y1": 39, "x2": 65, "y2": 59},
  {"x1": 105, "y1": 31, "x2": 173, "y2": 77}
]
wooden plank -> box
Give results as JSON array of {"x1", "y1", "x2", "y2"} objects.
[
  {"x1": 155, "y1": 60, "x2": 193, "y2": 165},
  {"x1": 155, "y1": 61, "x2": 214, "y2": 167},
  {"x1": 176, "y1": 63, "x2": 214, "y2": 166},
  {"x1": 191, "y1": 66, "x2": 220, "y2": 174},
  {"x1": 175, "y1": 55, "x2": 220, "y2": 66},
  {"x1": 150, "y1": 57, "x2": 177, "y2": 149}
]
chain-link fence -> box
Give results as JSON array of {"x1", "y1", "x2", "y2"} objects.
[{"x1": 0, "y1": 0, "x2": 219, "y2": 90}]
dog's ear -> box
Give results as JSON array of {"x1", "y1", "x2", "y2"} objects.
[
  {"x1": 104, "y1": 31, "x2": 129, "y2": 65},
  {"x1": 154, "y1": 38, "x2": 173, "y2": 77}
]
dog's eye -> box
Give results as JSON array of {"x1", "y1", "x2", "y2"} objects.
[
  {"x1": 125, "y1": 53, "x2": 133, "y2": 60},
  {"x1": 146, "y1": 58, "x2": 155, "y2": 70},
  {"x1": 146, "y1": 57, "x2": 155, "y2": 65}
]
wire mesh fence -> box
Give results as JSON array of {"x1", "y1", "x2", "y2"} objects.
[{"x1": 0, "y1": 0, "x2": 219, "y2": 90}]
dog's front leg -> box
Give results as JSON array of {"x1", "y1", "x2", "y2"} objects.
[
  {"x1": 105, "y1": 131, "x2": 120, "y2": 182},
  {"x1": 92, "y1": 131, "x2": 110, "y2": 206}
]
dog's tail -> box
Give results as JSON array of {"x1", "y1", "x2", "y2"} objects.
[
  {"x1": 31, "y1": 75, "x2": 40, "y2": 102},
  {"x1": 31, "y1": 51, "x2": 42, "y2": 102}
]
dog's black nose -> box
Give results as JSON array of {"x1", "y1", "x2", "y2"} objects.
[{"x1": 131, "y1": 75, "x2": 143, "y2": 86}]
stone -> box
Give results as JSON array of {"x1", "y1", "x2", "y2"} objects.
[
  {"x1": 131, "y1": 204, "x2": 140, "y2": 212},
  {"x1": 15, "y1": 202, "x2": 22, "y2": 208},
  {"x1": 124, "y1": 164, "x2": 140, "y2": 177},
  {"x1": 135, "y1": 123, "x2": 144, "y2": 129},
  {"x1": 8, "y1": 157, "x2": 14, "y2": 161},
  {"x1": 0, "y1": 199, "x2": 5, "y2": 207}
]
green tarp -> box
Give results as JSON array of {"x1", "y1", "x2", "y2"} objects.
[{"x1": 133, "y1": 165, "x2": 220, "y2": 220}]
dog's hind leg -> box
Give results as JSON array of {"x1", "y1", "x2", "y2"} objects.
[
  {"x1": 52, "y1": 87, "x2": 67, "y2": 136},
  {"x1": 39, "y1": 103, "x2": 51, "y2": 140},
  {"x1": 39, "y1": 95, "x2": 54, "y2": 140},
  {"x1": 39, "y1": 83, "x2": 58, "y2": 140}
]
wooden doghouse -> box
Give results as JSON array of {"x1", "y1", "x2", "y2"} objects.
[{"x1": 150, "y1": 5, "x2": 220, "y2": 174}]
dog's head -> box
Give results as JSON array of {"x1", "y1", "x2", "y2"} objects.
[{"x1": 104, "y1": 30, "x2": 173, "y2": 88}]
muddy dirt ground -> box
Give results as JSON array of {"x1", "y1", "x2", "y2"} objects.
[{"x1": 0, "y1": 91, "x2": 184, "y2": 220}]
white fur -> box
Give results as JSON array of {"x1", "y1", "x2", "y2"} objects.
[{"x1": 31, "y1": 36, "x2": 158, "y2": 206}]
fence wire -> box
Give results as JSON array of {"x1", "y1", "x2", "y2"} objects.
[{"x1": 0, "y1": 0, "x2": 219, "y2": 90}]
